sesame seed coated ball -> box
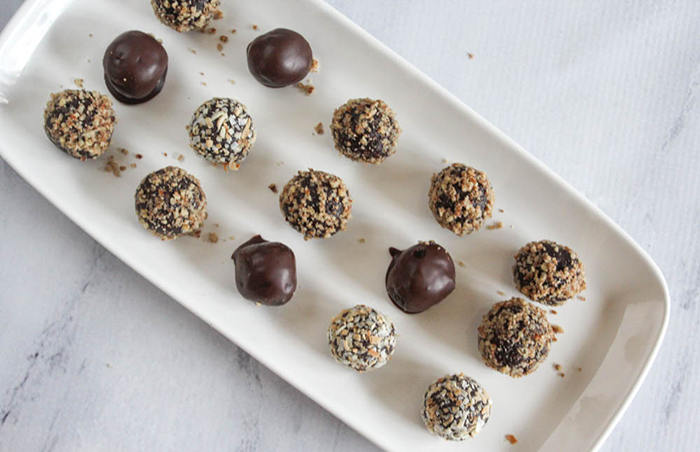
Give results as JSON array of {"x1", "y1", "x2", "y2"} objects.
[
  {"x1": 330, "y1": 98, "x2": 401, "y2": 164},
  {"x1": 477, "y1": 297, "x2": 554, "y2": 378},
  {"x1": 327, "y1": 305, "x2": 396, "y2": 372},
  {"x1": 151, "y1": 0, "x2": 221, "y2": 33},
  {"x1": 135, "y1": 166, "x2": 207, "y2": 240},
  {"x1": 188, "y1": 98, "x2": 256, "y2": 170},
  {"x1": 43, "y1": 89, "x2": 115, "y2": 161},
  {"x1": 428, "y1": 163, "x2": 495, "y2": 236},
  {"x1": 513, "y1": 240, "x2": 586, "y2": 306},
  {"x1": 279, "y1": 169, "x2": 352, "y2": 240},
  {"x1": 421, "y1": 374, "x2": 492, "y2": 441}
]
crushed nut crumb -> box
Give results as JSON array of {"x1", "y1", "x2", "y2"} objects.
[
  {"x1": 497, "y1": 290, "x2": 505, "y2": 296},
  {"x1": 310, "y1": 58, "x2": 319, "y2": 73},
  {"x1": 468, "y1": 53, "x2": 475, "y2": 59},
  {"x1": 208, "y1": 232, "x2": 219, "y2": 243},
  {"x1": 554, "y1": 363, "x2": 562, "y2": 371},
  {"x1": 217, "y1": 43, "x2": 223, "y2": 51},
  {"x1": 207, "y1": 27, "x2": 216, "y2": 34},
  {"x1": 252, "y1": 24, "x2": 259, "y2": 30},
  {"x1": 135, "y1": 154, "x2": 143, "y2": 159},
  {"x1": 228, "y1": 79, "x2": 235, "y2": 84},
  {"x1": 577, "y1": 367, "x2": 583, "y2": 372},
  {"x1": 89, "y1": 33, "x2": 93, "y2": 38},
  {"x1": 189, "y1": 48, "x2": 197, "y2": 54},
  {"x1": 359, "y1": 238, "x2": 366, "y2": 244},
  {"x1": 458, "y1": 261, "x2": 466, "y2": 268},
  {"x1": 558, "y1": 372, "x2": 565, "y2": 378},
  {"x1": 578, "y1": 295, "x2": 587, "y2": 301},
  {"x1": 552, "y1": 325, "x2": 564, "y2": 334},
  {"x1": 550, "y1": 309, "x2": 558, "y2": 315},
  {"x1": 220, "y1": 35, "x2": 228, "y2": 43},
  {"x1": 119, "y1": 165, "x2": 126, "y2": 171},
  {"x1": 314, "y1": 122, "x2": 324, "y2": 135},
  {"x1": 295, "y1": 82, "x2": 314, "y2": 95},
  {"x1": 74, "y1": 78, "x2": 84, "y2": 88},
  {"x1": 119, "y1": 148, "x2": 129, "y2": 155},
  {"x1": 104, "y1": 156, "x2": 120, "y2": 177},
  {"x1": 499, "y1": 208, "x2": 505, "y2": 213},
  {"x1": 162, "y1": 152, "x2": 168, "y2": 157},
  {"x1": 229, "y1": 236, "x2": 235, "y2": 240},
  {"x1": 177, "y1": 154, "x2": 184, "y2": 162},
  {"x1": 201, "y1": 82, "x2": 207, "y2": 86},
  {"x1": 486, "y1": 221, "x2": 503, "y2": 230},
  {"x1": 231, "y1": 29, "x2": 237, "y2": 34},
  {"x1": 268, "y1": 183, "x2": 278, "y2": 194},
  {"x1": 213, "y1": 9, "x2": 224, "y2": 20},
  {"x1": 130, "y1": 163, "x2": 137, "y2": 169},
  {"x1": 505, "y1": 434, "x2": 517, "y2": 445}
]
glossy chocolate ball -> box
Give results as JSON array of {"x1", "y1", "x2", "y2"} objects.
[
  {"x1": 385, "y1": 241, "x2": 456, "y2": 313},
  {"x1": 103, "y1": 30, "x2": 169, "y2": 104},
  {"x1": 246, "y1": 28, "x2": 313, "y2": 88},
  {"x1": 232, "y1": 235, "x2": 297, "y2": 306}
]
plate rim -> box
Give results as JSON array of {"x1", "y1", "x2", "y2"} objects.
[{"x1": 0, "y1": 1, "x2": 671, "y2": 451}]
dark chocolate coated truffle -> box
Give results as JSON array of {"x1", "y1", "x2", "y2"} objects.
[
  {"x1": 188, "y1": 97, "x2": 256, "y2": 170},
  {"x1": 477, "y1": 297, "x2": 554, "y2": 378},
  {"x1": 428, "y1": 163, "x2": 495, "y2": 236},
  {"x1": 246, "y1": 28, "x2": 313, "y2": 88},
  {"x1": 135, "y1": 166, "x2": 207, "y2": 240},
  {"x1": 385, "y1": 241, "x2": 456, "y2": 314},
  {"x1": 279, "y1": 169, "x2": 352, "y2": 240},
  {"x1": 103, "y1": 31, "x2": 169, "y2": 105},
  {"x1": 331, "y1": 98, "x2": 401, "y2": 164},
  {"x1": 43, "y1": 89, "x2": 115, "y2": 161},
  {"x1": 513, "y1": 240, "x2": 586, "y2": 306},
  {"x1": 232, "y1": 235, "x2": 297, "y2": 306},
  {"x1": 151, "y1": 0, "x2": 221, "y2": 33}
]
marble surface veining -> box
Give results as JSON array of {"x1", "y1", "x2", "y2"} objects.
[{"x1": 1, "y1": 0, "x2": 699, "y2": 451}]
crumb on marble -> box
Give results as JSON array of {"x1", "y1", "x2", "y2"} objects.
[
  {"x1": 119, "y1": 148, "x2": 129, "y2": 155},
  {"x1": 268, "y1": 183, "x2": 278, "y2": 194},
  {"x1": 554, "y1": 363, "x2": 562, "y2": 371},
  {"x1": 558, "y1": 372, "x2": 565, "y2": 378},
  {"x1": 130, "y1": 163, "x2": 137, "y2": 169},
  {"x1": 217, "y1": 43, "x2": 223, "y2": 51},
  {"x1": 229, "y1": 236, "x2": 235, "y2": 240},
  {"x1": 552, "y1": 325, "x2": 564, "y2": 334},
  {"x1": 505, "y1": 435, "x2": 517, "y2": 445},
  {"x1": 252, "y1": 24, "x2": 259, "y2": 30},
  {"x1": 314, "y1": 122, "x2": 324, "y2": 135},
  {"x1": 104, "y1": 156, "x2": 120, "y2": 177},
  {"x1": 177, "y1": 154, "x2": 184, "y2": 162},
  {"x1": 228, "y1": 79, "x2": 236, "y2": 84},
  {"x1": 458, "y1": 260, "x2": 466, "y2": 268},
  {"x1": 578, "y1": 295, "x2": 587, "y2": 301},
  {"x1": 497, "y1": 290, "x2": 505, "y2": 296},
  {"x1": 359, "y1": 238, "x2": 366, "y2": 244},
  {"x1": 468, "y1": 52, "x2": 475, "y2": 59},
  {"x1": 499, "y1": 208, "x2": 505, "y2": 213},
  {"x1": 213, "y1": 9, "x2": 224, "y2": 20},
  {"x1": 310, "y1": 58, "x2": 319, "y2": 73},
  {"x1": 550, "y1": 309, "x2": 558, "y2": 315},
  {"x1": 208, "y1": 232, "x2": 219, "y2": 243},
  {"x1": 189, "y1": 48, "x2": 197, "y2": 54},
  {"x1": 220, "y1": 35, "x2": 228, "y2": 43},
  {"x1": 74, "y1": 78, "x2": 84, "y2": 88},
  {"x1": 135, "y1": 153, "x2": 143, "y2": 159}
]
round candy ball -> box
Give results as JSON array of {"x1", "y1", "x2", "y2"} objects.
[
  {"x1": 151, "y1": 0, "x2": 220, "y2": 33},
  {"x1": 232, "y1": 235, "x2": 297, "y2": 306},
  {"x1": 331, "y1": 98, "x2": 401, "y2": 164},
  {"x1": 327, "y1": 305, "x2": 396, "y2": 372},
  {"x1": 477, "y1": 297, "x2": 554, "y2": 378},
  {"x1": 135, "y1": 166, "x2": 207, "y2": 240},
  {"x1": 385, "y1": 241, "x2": 456, "y2": 314},
  {"x1": 43, "y1": 89, "x2": 115, "y2": 161},
  {"x1": 188, "y1": 98, "x2": 256, "y2": 170},
  {"x1": 246, "y1": 28, "x2": 313, "y2": 88},
  {"x1": 279, "y1": 169, "x2": 352, "y2": 240},
  {"x1": 428, "y1": 163, "x2": 495, "y2": 236},
  {"x1": 421, "y1": 374, "x2": 492, "y2": 441},
  {"x1": 513, "y1": 240, "x2": 586, "y2": 306},
  {"x1": 103, "y1": 30, "x2": 169, "y2": 105}
]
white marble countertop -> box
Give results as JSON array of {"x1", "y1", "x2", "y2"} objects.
[{"x1": 1, "y1": 1, "x2": 698, "y2": 451}]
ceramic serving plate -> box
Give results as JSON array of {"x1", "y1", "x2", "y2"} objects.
[{"x1": 0, "y1": 0, "x2": 670, "y2": 450}]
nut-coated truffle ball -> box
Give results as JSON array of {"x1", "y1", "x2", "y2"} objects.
[
  {"x1": 428, "y1": 163, "x2": 495, "y2": 235},
  {"x1": 421, "y1": 374, "x2": 492, "y2": 441},
  {"x1": 477, "y1": 297, "x2": 554, "y2": 378},
  {"x1": 43, "y1": 89, "x2": 115, "y2": 161},
  {"x1": 135, "y1": 166, "x2": 207, "y2": 240},
  {"x1": 513, "y1": 240, "x2": 586, "y2": 306},
  {"x1": 188, "y1": 97, "x2": 256, "y2": 170},
  {"x1": 151, "y1": 0, "x2": 221, "y2": 33},
  {"x1": 279, "y1": 169, "x2": 352, "y2": 240},
  {"x1": 331, "y1": 98, "x2": 401, "y2": 164},
  {"x1": 327, "y1": 305, "x2": 396, "y2": 372}
]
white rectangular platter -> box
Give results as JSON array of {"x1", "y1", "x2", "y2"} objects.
[{"x1": 0, "y1": 0, "x2": 670, "y2": 451}]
